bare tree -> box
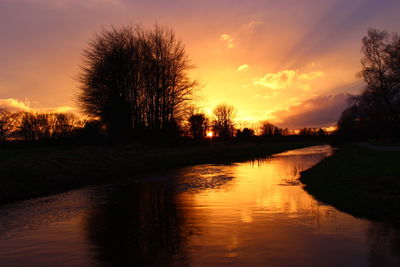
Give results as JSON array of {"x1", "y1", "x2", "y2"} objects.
[
  {"x1": 78, "y1": 24, "x2": 197, "y2": 140},
  {"x1": 360, "y1": 29, "x2": 400, "y2": 103},
  {"x1": 338, "y1": 28, "x2": 400, "y2": 140},
  {"x1": 260, "y1": 121, "x2": 276, "y2": 136},
  {"x1": 259, "y1": 121, "x2": 285, "y2": 137},
  {"x1": 35, "y1": 113, "x2": 52, "y2": 140},
  {"x1": 212, "y1": 104, "x2": 235, "y2": 138},
  {"x1": 19, "y1": 112, "x2": 38, "y2": 141},
  {"x1": 52, "y1": 113, "x2": 79, "y2": 138},
  {"x1": 17, "y1": 112, "x2": 80, "y2": 141},
  {"x1": 0, "y1": 108, "x2": 16, "y2": 142}
]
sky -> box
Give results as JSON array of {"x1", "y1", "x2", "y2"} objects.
[{"x1": 1, "y1": 0, "x2": 400, "y2": 129}]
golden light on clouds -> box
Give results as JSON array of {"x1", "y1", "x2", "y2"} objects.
[
  {"x1": 0, "y1": 98, "x2": 77, "y2": 114},
  {"x1": 220, "y1": 34, "x2": 235, "y2": 49},
  {"x1": 0, "y1": 98, "x2": 32, "y2": 112},
  {"x1": 299, "y1": 71, "x2": 324, "y2": 80},
  {"x1": 237, "y1": 64, "x2": 249, "y2": 72},
  {"x1": 253, "y1": 70, "x2": 324, "y2": 91}
]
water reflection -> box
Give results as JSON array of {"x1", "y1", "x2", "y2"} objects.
[
  {"x1": 366, "y1": 223, "x2": 400, "y2": 266},
  {"x1": 85, "y1": 182, "x2": 195, "y2": 266},
  {"x1": 1, "y1": 145, "x2": 400, "y2": 266}
]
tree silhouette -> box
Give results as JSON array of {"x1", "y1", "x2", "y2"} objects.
[
  {"x1": 19, "y1": 112, "x2": 37, "y2": 141},
  {"x1": 16, "y1": 112, "x2": 80, "y2": 141},
  {"x1": 212, "y1": 104, "x2": 235, "y2": 138},
  {"x1": 78, "y1": 25, "x2": 197, "y2": 140},
  {"x1": 338, "y1": 28, "x2": 400, "y2": 141},
  {"x1": 260, "y1": 121, "x2": 284, "y2": 137},
  {"x1": 85, "y1": 181, "x2": 194, "y2": 266},
  {"x1": 260, "y1": 121, "x2": 275, "y2": 136},
  {"x1": 52, "y1": 113, "x2": 80, "y2": 139},
  {"x1": 0, "y1": 108, "x2": 16, "y2": 142},
  {"x1": 236, "y1": 127, "x2": 254, "y2": 139},
  {"x1": 188, "y1": 113, "x2": 208, "y2": 139}
]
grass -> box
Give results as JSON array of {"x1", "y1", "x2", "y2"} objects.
[
  {"x1": 0, "y1": 141, "x2": 318, "y2": 204},
  {"x1": 300, "y1": 144, "x2": 400, "y2": 224}
]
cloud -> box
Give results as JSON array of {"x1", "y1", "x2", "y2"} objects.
[
  {"x1": 299, "y1": 71, "x2": 324, "y2": 80},
  {"x1": 0, "y1": 98, "x2": 77, "y2": 113},
  {"x1": 220, "y1": 34, "x2": 231, "y2": 41},
  {"x1": 237, "y1": 64, "x2": 249, "y2": 72},
  {"x1": 0, "y1": 98, "x2": 31, "y2": 112},
  {"x1": 298, "y1": 84, "x2": 311, "y2": 91},
  {"x1": 253, "y1": 70, "x2": 324, "y2": 91},
  {"x1": 44, "y1": 106, "x2": 78, "y2": 113},
  {"x1": 244, "y1": 20, "x2": 263, "y2": 28},
  {"x1": 220, "y1": 34, "x2": 234, "y2": 48},
  {"x1": 219, "y1": 20, "x2": 263, "y2": 49},
  {"x1": 254, "y1": 70, "x2": 296, "y2": 90},
  {"x1": 271, "y1": 94, "x2": 349, "y2": 129}
]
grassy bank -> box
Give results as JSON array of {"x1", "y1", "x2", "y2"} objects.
[
  {"x1": 0, "y1": 141, "x2": 317, "y2": 204},
  {"x1": 300, "y1": 144, "x2": 400, "y2": 224}
]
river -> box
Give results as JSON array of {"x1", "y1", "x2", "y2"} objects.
[{"x1": 0, "y1": 145, "x2": 399, "y2": 266}]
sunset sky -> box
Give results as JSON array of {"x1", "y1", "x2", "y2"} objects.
[{"x1": 1, "y1": 0, "x2": 400, "y2": 129}]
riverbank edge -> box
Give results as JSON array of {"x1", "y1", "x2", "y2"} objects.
[
  {"x1": 0, "y1": 141, "x2": 319, "y2": 205},
  {"x1": 300, "y1": 143, "x2": 400, "y2": 225}
]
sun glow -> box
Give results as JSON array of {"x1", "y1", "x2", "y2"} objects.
[
  {"x1": 206, "y1": 131, "x2": 214, "y2": 138},
  {"x1": 2, "y1": 0, "x2": 392, "y2": 129}
]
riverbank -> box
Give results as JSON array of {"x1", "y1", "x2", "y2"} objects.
[
  {"x1": 0, "y1": 141, "x2": 318, "y2": 204},
  {"x1": 300, "y1": 144, "x2": 400, "y2": 224}
]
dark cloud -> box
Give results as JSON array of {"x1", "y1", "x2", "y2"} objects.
[{"x1": 273, "y1": 94, "x2": 350, "y2": 129}]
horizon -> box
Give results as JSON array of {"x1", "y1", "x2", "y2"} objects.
[{"x1": 1, "y1": 0, "x2": 400, "y2": 129}]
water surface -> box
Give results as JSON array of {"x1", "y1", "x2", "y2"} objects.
[{"x1": 0, "y1": 145, "x2": 399, "y2": 266}]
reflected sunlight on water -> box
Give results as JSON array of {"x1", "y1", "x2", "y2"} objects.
[{"x1": 0, "y1": 145, "x2": 400, "y2": 266}]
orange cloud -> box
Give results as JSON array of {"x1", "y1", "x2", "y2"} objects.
[
  {"x1": 44, "y1": 106, "x2": 78, "y2": 113},
  {"x1": 0, "y1": 98, "x2": 77, "y2": 114},
  {"x1": 220, "y1": 34, "x2": 234, "y2": 48},
  {"x1": 253, "y1": 70, "x2": 324, "y2": 91},
  {"x1": 237, "y1": 64, "x2": 249, "y2": 72},
  {"x1": 299, "y1": 71, "x2": 324, "y2": 80},
  {"x1": 0, "y1": 98, "x2": 31, "y2": 112}
]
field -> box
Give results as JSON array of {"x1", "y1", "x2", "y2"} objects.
[{"x1": 300, "y1": 144, "x2": 400, "y2": 224}]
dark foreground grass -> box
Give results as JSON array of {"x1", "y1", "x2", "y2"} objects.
[
  {"x1": 0, "y1": 141, "x2": 317, "y2": 204},
  {"x1": 300, "y1": 144, "x2": 400, "y2": 224}
]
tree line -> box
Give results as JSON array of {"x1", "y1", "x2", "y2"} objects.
[
  {"x1": 186, "y1": 104, "x2": 327, "y2": 140},
  {"x1": 0, "y1": 108, "x2": 81, "y2": 142},
  {"x1": 0, "y1": 105, "x2": 329, "y2": 144}
]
